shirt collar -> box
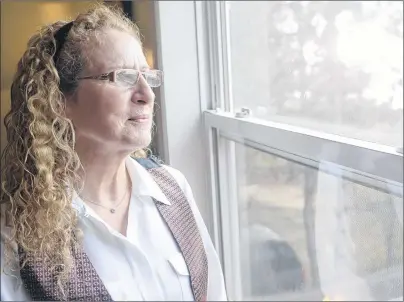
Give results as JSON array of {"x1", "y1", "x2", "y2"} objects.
[{"x1": 125, "y1": 156, "x2": 171, "y2": 205}]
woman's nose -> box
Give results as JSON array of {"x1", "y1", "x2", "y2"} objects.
[{"x1": 132, "y1": 74, "x2": 155, "y2": 104}]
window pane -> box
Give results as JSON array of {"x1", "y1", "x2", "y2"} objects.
[
  {"x1": 231, "y1": 142, "x2": 403, "y2": 301},
  {"x1": 228, "y1": 1, "x2": 403, "y2": 147}
]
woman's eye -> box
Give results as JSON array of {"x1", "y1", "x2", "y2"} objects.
[
  {"x1": 120, "y1": 74, "x2": 134, "y2": 82},
  {"x1": 117, "y1": 71, "x2": 138, "y2": 84}
]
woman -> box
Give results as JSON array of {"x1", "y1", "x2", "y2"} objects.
[{"x1": 1, "y1": 4, "x2": 226, "y2": 301}]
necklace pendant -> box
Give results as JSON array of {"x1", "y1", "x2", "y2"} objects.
[{"x1": 110, "y1": 209, "x2": 116, "y2": 214}]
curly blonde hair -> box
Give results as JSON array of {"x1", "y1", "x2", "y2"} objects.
[{"x1": 1, "y1": 3, "x2": 144, "y2": 289}]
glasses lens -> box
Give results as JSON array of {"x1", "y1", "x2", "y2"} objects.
[
  {"x1": 144, "y1": 70, "x2": 163, "y2": 88},
  {"x1": 116, "y1": 70, "x2": 139, "y2": 87},
  {"x1": 115, "y1": 69, "x2": 163, "y2": 88}
]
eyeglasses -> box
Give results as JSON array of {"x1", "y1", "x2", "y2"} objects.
[{"x1": 78, "y1": 69, "x2": 164, "y2": 88}]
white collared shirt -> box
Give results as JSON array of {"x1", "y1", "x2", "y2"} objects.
[{"x1": 1, "y1": 157, "x2": 227, "y2": 301}]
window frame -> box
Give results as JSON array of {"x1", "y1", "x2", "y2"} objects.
[{"x1": 205, "y1": 110, "x2": 403, "y2": 194}]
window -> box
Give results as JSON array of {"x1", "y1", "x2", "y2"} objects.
[
  {"x1": 201, "y1": 1, "x2": 403, "y2": 301},
  {"x1": 230, "y1": 141, "x2": 402, "y2": 301},
  {"x1": 227, "y1": 1, "x2": 403, "y2": 147}
]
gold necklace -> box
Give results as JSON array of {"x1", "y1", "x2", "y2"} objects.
[{"x1": 79, "y1": 185, "x2": 131, "y2": 214}]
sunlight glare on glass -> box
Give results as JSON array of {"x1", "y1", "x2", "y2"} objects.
[{"x1": 335, "y1": 8, "x2": 403, "y2": 109}]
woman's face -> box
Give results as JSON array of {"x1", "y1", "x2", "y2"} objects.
[{"x1": 66, "y1": 28, "x2": 154, "y2": 153}]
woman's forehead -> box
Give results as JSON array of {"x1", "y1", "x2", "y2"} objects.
[{"x1": 83, "y1": 29, "x2": 146, "y2": 73}]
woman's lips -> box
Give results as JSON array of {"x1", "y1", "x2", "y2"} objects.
[{"x1": 128, "y1": 115, "x2": 150, "y2": 123}]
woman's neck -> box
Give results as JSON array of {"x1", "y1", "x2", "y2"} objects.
[{"x1": 75, "y1": 146, "x2": 132, "y2": 207}]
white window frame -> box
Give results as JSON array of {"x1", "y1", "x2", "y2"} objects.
[{"x1": 153, "y1": 1, "x2": 403, "y2": 301}]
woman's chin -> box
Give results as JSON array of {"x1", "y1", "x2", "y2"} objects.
[{"x1": 123, "y1": 133, "x2": 152, "y2": 152}]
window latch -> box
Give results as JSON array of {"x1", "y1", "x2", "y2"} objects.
[{"x1": 235, "y1": 107, "x2": 251, "y2": 118}]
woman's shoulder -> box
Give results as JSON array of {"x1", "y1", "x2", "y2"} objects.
[
  {"x1": 162, "y1": 165, "x2": 189, "y2": 188},
  {"x1": 130, "y1": 155, "x2": 190, "y2": 192}
]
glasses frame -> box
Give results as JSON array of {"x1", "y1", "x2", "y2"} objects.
[{"x1": 77, "y1": 68, "x2": 164, "y2": 88}]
